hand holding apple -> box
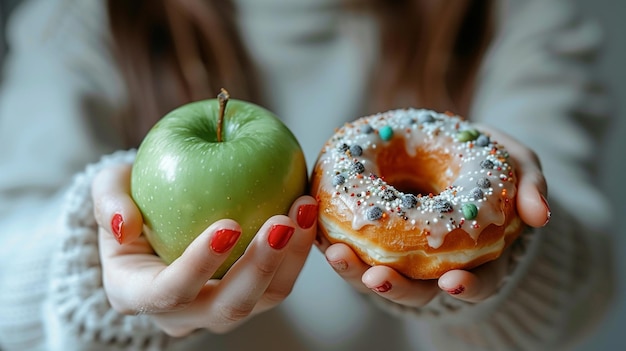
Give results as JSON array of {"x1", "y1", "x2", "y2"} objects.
[
  {"x1": 130, "y1": 89, "x2": 308, "y2": 278},
  {"x1": 93, "y1": 162, "x2": 318, "y2": 334}
]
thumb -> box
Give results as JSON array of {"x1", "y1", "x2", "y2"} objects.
[{"x1": 92, "y1": 163, "x2": 144, "y2": 244}]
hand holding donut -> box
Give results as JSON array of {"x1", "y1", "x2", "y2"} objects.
[
  {"x1": 312, "y1": 109, "x2": 550, "y2": 305},
  {"x1": 92, "y1": 164, "x2": 318, "y2": 336}
]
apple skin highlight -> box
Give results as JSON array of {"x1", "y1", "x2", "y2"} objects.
[{"x1": 131, "y1": 98, "x2": 308, "y2": 278}]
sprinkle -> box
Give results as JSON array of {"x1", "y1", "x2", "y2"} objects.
[
  {"x1": 366, "y1": 206, "x2": 384, "y2": 221},
  {"x1": 476, "y1": 134, "x2": 490, "y2": 147},
  {"x1": 433, "y1": 200, "x2": 453, "y2": 213},
  {"x1": 350, "y1": 161, "x2": 365, "y2": 174},
  {"x1": 381, "y1": 189, "x2": 397, "y2": 201},
  {"x1": 362, "y1": 125, "x2": 374, "y2": 134},
  {"x1": 349, "y1": 144, "x2": 363, "y2": 157},
  {"x1": 462, "y1": 204, "x2": 478, "y2": 220},
  {"x1": 418, "y1": 114, "x2": 435, "y2": 124},
  {"x1": 469, "y1": 187, "x2": 484, "y2": 200},
  {"x1": 401, "y1": 194, "x2": 419, "y2": 209},
  {"x1": 337, "y1": 143, "x2": 349, "y2": 153},
  {"x1": 457, "y1": 129, "x2": 480, "y2": 142},
  {"x1": 332, "y1": 174, "x2": 346, "y2": 186},
  {"x1": 378, "y1": 125, "x2": 394, "y2": 141},
  {"x1": 403, "y1": 117, "x2": 416, "y2": 125},
  {"x1": 480, "y1": 159, "x2": 495, "y2": 169},
  {"x1": 477, "y1": 178, "x2": 491, "y2": 188}
]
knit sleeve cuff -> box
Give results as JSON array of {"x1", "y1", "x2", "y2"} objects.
[
  {"x1": 43, "y1": 150, "x2": 172, "y2": 351},
  {"x1": 368, "y1": 203, "x2": 614, "y2": 350}
]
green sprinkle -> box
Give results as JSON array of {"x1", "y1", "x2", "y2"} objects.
[
  {"x1": 462, "y1": 203, "x2": 478, "y2": 220},
  {"x1": 379, "y1": 125, "x2": 393, "y2": 141},
  {"x1": 457, "y1": 129, "x2": 480, "y2": 142}
]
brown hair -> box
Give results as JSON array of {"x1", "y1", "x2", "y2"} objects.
[
  {"x1": 107, "y1": 0, "x2": 494, "y2": 147},
  {"x1": 366, "y1": 0, "x2": 495, "y2": 114}
]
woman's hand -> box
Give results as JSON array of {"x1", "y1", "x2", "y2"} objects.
[
  {"x1": 92, "y1": 164, "x2": 318, "y2": 336},
  {"x1": 316, "y1": 126, "x2": 551, "y2": 307}
]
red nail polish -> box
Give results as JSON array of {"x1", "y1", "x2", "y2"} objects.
[
  {"x1": 297, "y1": 204, "x2": 318, "y2": 229},
  {"x1": 111, "y1": 213, "x2": 124, "y2": 244},
  {"x1": 327, "y1": 259, "x2": 348, "y2": 272},
  {"x1": 268, "y1": 224, "x2": 295, "y2": 250},
  {"x1": 447, "y1": 285, "x2": 465, "y2": 295},
  {"x1": 210, "y1": 229, "x2": 241, "y2": 253},
  {"x1": 373, "y1": 281, "x2": 392, "y2": 293}
]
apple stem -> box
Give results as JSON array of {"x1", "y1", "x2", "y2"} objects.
[{"x1": 217, "y1": 88, "x2": 230, "y2": 143}]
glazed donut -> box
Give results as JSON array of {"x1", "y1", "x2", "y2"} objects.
[{"x1": 310, "y1": 108, "x2": 524, "y2": 279}]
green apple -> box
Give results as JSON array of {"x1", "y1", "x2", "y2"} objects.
[{"x1": 130, "y1": 90, "x2": 308, "y2": 278}]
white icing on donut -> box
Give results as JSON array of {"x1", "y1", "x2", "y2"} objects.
[{"x1": 315, "y1": 108, "x2": 517, "y2": 249}]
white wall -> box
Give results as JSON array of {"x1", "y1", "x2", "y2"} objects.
[{"x1": 573, "y1": 0, "x2": 626, "y2": 350}]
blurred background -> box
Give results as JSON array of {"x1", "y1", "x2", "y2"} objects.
[
  {"x1": 572, "y1": 0, "x2": 626, "y2": 350},
  {"x1": 1, "y1": 0, "x2": 624, "y2": 350}
]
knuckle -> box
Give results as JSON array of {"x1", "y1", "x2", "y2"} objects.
[
  {"x1": 253, "y1": 259, "x2": 279, "y2": 279},
  {"x1": 262, "y1": 285, "x2": 293, "y2": 306},
  {"x1": 153, "y1": 291, "x2": 195, "y2": 312},
  {"x1": 214, "y1": 301, "x2": 255, "y2": 325}
]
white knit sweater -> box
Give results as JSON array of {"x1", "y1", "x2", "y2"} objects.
[{"x1": 0, "y1": 0, "x2": 615, "y2": 350}]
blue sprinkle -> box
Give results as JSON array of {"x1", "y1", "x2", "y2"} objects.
[
  {"x1": 401, "y1": 194, "x2": 419, "y2": 209},
  {"x1": 480, "y1": 160, "x2": 494, "y2": 169},
  {"x1": 350, "y1": 161, "x2": 365, "y2": 174},
  {"x1": 475, "y1": 134, "x2": 490, "y2": 147},
  {"x1": 379, "y1": 125, "x2": 393, "y2": 141},
  {"x1": 433, "y1": 200, "x2": 453, "y2": 213},
  {"x1": 477, "y1": 177, "x2": 491, "y2": 188},
  {"x1": 366, "y1": 206, "x2": 384, "y2": 221},
  {"x1": 362, "y1": 125, "x2": 374, "y2": 134},
  {"x1": 381, "y1": 189, "x2": 397, "y2": 202},
  {"x1": 332, "y1": 174, "x2": 346, "y2": 186},
  {"x1": 337, "y1": 143, "x2": 349, "y2": 152},
  {"x1": 418, "y1": 114, "x2": 435, "y2": 124},
  {"x1": 469, "y1": 187, "x2": 484, "y2": 200},
  {"x1": 349, "y1": 144, "x2": 363, "y2": 157}
]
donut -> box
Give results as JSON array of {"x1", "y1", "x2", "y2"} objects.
[{"x1": 310, "y1": 108, "x2": 524, "y2": 280}]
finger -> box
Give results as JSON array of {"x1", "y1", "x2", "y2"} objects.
[
  {"x1": 257, "y1": 196, "x2": 318, "y2": 310},
  {"x1": 92, "y1": 164, "x2": 143, "y2": 244},
  {"x1": 201, "y1": 215, "x2": 296, "y2": 333},
  {"x1": 513, "y1": 149, "x2": 551, "y2": 227},
  {"x1": 361, "y1": 265, "x2": 439, "y2": 307},
  {"x1": 149, "y1": 219, "x2": 242, "y2": 311},
  {"x1": 475, "y1": 126, "x2": 551, "y2": 228},
  {"x1": 324, "y1": 243, "x2": 372, "y2": 294},
  {"x1": 438, "y1": 270, "x2": 493, "y2": 303},
  {"x1": 100, "y1": 219, "x2": 242, "y2": 315},
  {"x1": 437, "y1": 247, "x2": 510, "y2": 303}
]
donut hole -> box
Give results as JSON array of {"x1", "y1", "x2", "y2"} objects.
[{"x1": 375, "y1": 137, "x2": 459, "y2": 196}]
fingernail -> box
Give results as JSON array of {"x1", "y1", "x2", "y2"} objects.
[
  {"x1": 210, "y1": 229, "x2": 241, "y2": 253},
  {"x1": 327, "y1": 258, "x2": 348, "y2": 272},
  {"x1": 111, "y1": 213, "x2": 124, "y2": 244},
  {"x1": 268, "y1": 224, "x2": 295, "y2": 250},
  {"x1": 297, "y1": 204, "x2": 318, "y2": 229},
  {"x1": 540, "y1": 194, "x2": 551, "y2": 226},
  {"x1": 446, "y1": 285, "x2": 465, "y2": 295},
  {"x1": 373, "y1": 281, "x2": 392, "y2": 293}
]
